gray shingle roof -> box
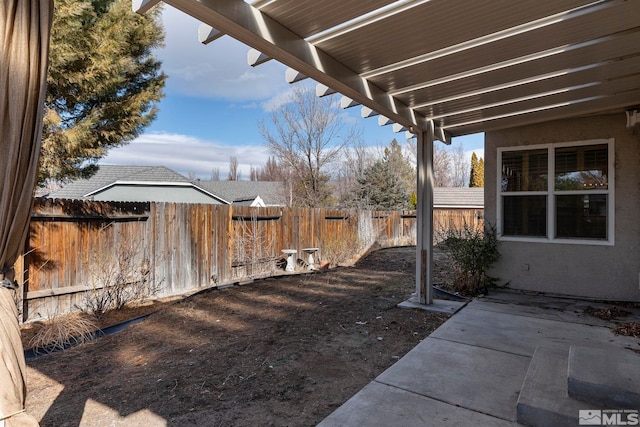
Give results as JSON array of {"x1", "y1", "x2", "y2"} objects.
[
  {"x1": 433, "y1": 187, "x2": 484, "y2": 208},
  {"x1": 48, "y1": 165, "x2": 191, "y2": 199},
  {"x1": 197, "y1": 181, "x2": 286, "y2": 206},
  {"x1": 49, "y1": 168, "x2": 481, "y2": 208}
]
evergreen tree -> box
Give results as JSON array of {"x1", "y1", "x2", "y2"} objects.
[
  {"x1": 408, "y1": 192, "x2": 417, "y2": 210},
  {"x1": 357, "y1": 158, "x2": 408, "y2": 210},
  {"x1": 469, "y1": 152, "x2": 478, "y2": 187},
  {"x1": 39, "y1": 0, "x2": 166, "y2": 183},
  {"x1": 384, "y1": 138, "x2": 416, "y2": 195},
  {"x1": 469, "y1": 152, "x2": 484, "y2": 187},
  {"x1": 297, "y1": 169, "x2": 335, "y2": 207}
]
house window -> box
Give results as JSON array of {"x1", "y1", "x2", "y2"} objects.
[{"x1": 498, "y1": 139, "x2": 614, "y2": 245}]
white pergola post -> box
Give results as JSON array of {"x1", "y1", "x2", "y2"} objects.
[{"x1": 415, "y1": 125, "x2": 435, "y2": 304}]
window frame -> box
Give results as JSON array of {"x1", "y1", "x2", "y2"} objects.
[{"x1": 497, "y1": 138, "x2": 614, "y2": 246}]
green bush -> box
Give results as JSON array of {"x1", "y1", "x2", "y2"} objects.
[{"x1": 443, "y1": 224, "x2": 500, "y2": 296}]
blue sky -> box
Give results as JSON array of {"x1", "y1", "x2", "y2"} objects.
[{"x1": 100, "y1": 5, "x2": 484, "y2": 180}]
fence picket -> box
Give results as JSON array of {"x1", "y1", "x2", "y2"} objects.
[{"x1": 16, "y1": 199, "x2": 482, "y2": 322}]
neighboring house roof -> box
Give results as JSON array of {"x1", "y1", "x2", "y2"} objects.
[
  {"x1": 197, "y1": 181, "x2": 286, "y2": 207},
  {"x1": 231, "y1": 195, "x2": 265, "y2": 207},
  {"x1": 47, "y1": 165, "x2": 227, "y2": 203},
  {"x1": 433, "y1": 188, "x2": 484, "y2": 209},
  {"x1": 48, "y1": 168, "x2": 479, "y2": 208}
]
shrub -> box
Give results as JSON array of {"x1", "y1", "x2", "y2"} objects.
[
  {"x1": 231, "y1": 212, "x2": 278, "y2": 278},
  {"x1": 29, "y1": 312, "x2": 98, "y2": 354},
  {"x1": 80, "y1": 224, "x2": 159, "y2": 319},
  {"x1": 323, "y1": 229, "x2": 357, "y2": 267},
  {"x1": 443, "y1": 223, "x2": 500, "y2": 296}
]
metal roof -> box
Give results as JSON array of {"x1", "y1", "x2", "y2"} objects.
[{"x1": 135, "y1": 0, "x2": 640, "y2": 141}]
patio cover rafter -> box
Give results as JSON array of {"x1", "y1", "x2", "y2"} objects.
[
  {"x1": 151, "y1": 0, "x2": 441, "y2": 138},
  {"x1": 359, "y1": 0, "x2": 620, "y2": 81},
  {"x1": 138, "y1": 0, "x2": 640, "y2": 139}
]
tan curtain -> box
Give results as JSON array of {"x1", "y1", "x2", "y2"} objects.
[{"x1": 0, "y1": 1, "x2": 53, "y2": 426}]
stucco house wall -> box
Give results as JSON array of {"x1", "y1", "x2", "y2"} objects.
[{"x1": 485, "y1": 113, "x2": 640, "y2": 300}]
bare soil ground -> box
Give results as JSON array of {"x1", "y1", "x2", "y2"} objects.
[{"x1": 23, "y1": 246, "x2": 452, "y2": 427}]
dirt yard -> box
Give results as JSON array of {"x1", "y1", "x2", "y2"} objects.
[{"x1": 23, "y1": 246, "x2": 453, "y2": 426}]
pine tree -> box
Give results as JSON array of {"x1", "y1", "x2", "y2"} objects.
[{"x1": 39, "y1": 0, "x2": 166, "y2": 183}]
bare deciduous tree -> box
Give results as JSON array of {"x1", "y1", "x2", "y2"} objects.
[
  {"x1": 433, "y1": 143, "x2": 453, "y2": 187},
  {"x1": 407, "y1": 139, "x2": 453, "y2": 187},
  {"x1": 231, "y1": 211, "x2": 278, "y2": 279},
  {"x1": 260, "y1": 85, "x2": 359, "y2": 207},
  {"x1": 228, "y1": 156, "x2": 241, "y2": 181},
  {"x1": 254, "y1": 156, "x2": 283, "y2": 181},
  {"x1": 450, "y1": 142, "x2": 469, "y2": 187},
  {"x1": 211, "y1": 167, "x2": 220, "y2": 181},
  {"x1": 335, "y1": 138, "x2": 373, "y2": 207}
]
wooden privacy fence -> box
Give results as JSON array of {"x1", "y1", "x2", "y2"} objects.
[{"x1": 16, "y1": 199, "x2": 483, "y2": 322}]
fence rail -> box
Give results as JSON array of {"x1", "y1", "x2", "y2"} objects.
[{"x1": 15, "y1": 198, "x2": 483, "y2": 322}]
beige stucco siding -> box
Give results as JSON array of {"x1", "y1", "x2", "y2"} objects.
[{"x1": 485, "y1": 113, "x2": 640, "y2": 300}]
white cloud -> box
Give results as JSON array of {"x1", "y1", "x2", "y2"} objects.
[
  {"x1": 260, "y1": 87, "x2": 296, "y2": 112},
  {"x1": 466, "y1": 148, "x2": 485, "y2": 161},
  {"x1": 100, "y1": 132, "x2": 271, "y2": 180},
  {"x1": 158, "y1": 6, "x2": 289, "y2": 101}
]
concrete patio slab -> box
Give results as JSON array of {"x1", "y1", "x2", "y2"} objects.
[
  {"x1": 317, "y1": 381, "x2": 517, "y2": 427},
  {"x1": 318, "y1": 291, "x2": 640, "y2": 427},
  {"x1": 481, "y1": 292, "x2": 640, "y2": 317},
  {"x1": 466, "y1": 299, "x2": 612, "y2": 327},
  {"x1": 568, "y1": 345, "x2": 640, "y2": 408},
  {"x1": 469, "y1": 292, "x2": 640, "y2": 327},
  {"x1": 376, "y1": 337, "x2": 530, "y2": 421},
  {"x1": 430, "y1": 304, "x2": 640, "y2": 357},
  {"x1": 397, "y1": 296, "x2": 466, "y2": 314},
  {"x1": 516, "y1": 346, "x2": 585, "y2": 427}
]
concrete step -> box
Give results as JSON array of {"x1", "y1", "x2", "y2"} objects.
[
  {"x1": 568, "y1": 345, "x2": 640, "y2": 408},
  {"x1": 516, "y1": 346, "x2": 586, "y2": 427}
]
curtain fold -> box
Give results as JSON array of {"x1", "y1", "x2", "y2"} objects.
[{"x1": 0, "y1": 1, "x2": 53, "y2": 426}]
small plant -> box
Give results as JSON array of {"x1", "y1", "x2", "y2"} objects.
[
  {"x1": 29, "y1": 312, "x2": 98, "y2": 354},
  {"x1": 442, "y1": 223, "x2": 500, "y2": 296},
  {"x1": 231, "y1": 212, "x2": 278, "y2": 279},
  {"x1": 322, "y1": 234, "x2": 351, "y2": 268},
  {"x1": 81, "y1": 223, "x2": 159, "y2": 319},
  {"x1": 323, "y1": 227, "x2": 360, "y2": 267}
]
